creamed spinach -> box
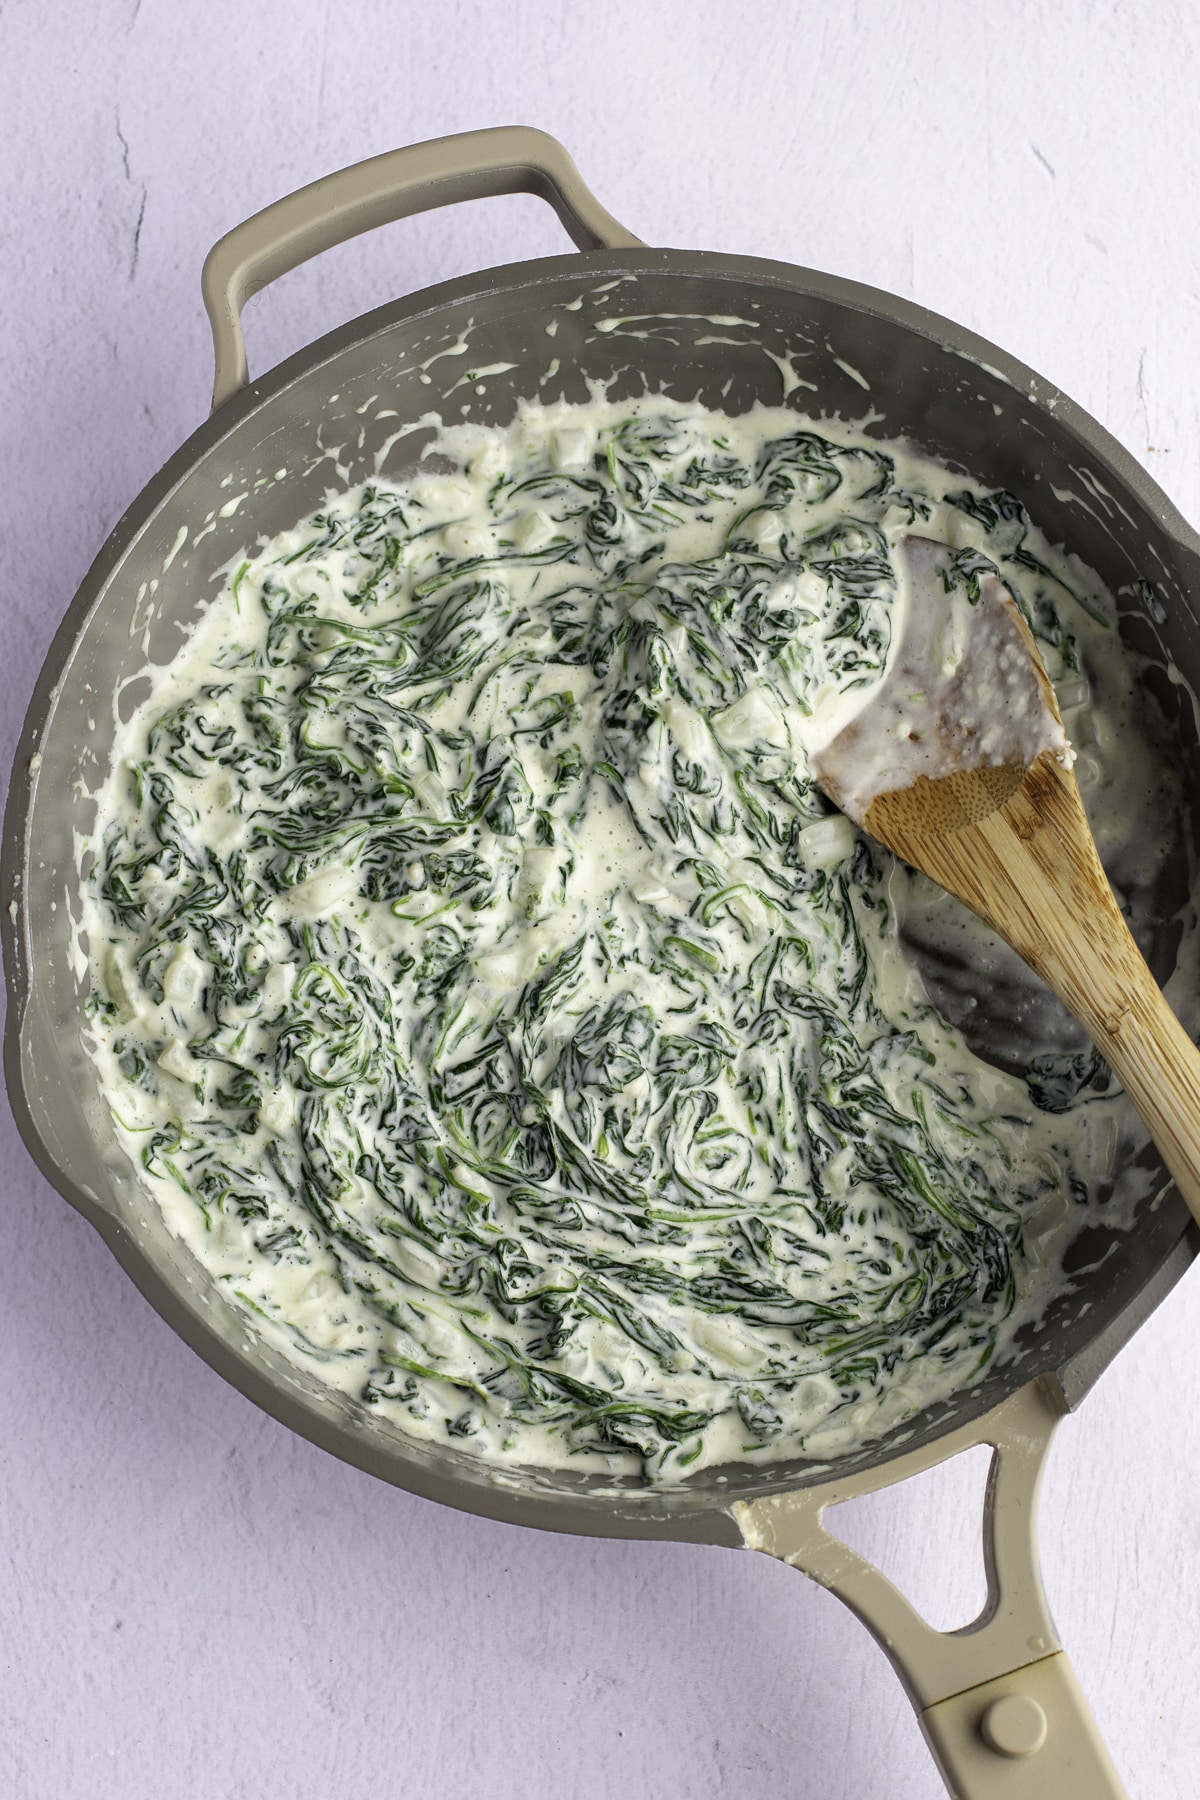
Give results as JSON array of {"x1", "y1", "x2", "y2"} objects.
[{"x1": 82, "y1": 400, "x2": 1152, "y2": 1479}]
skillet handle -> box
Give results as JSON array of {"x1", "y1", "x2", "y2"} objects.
[
  {"x1": 201, "y1": 126, "x2": 644, "y2": 412},
  {"x1": 919, "y1": 1654, "x2": 1126, "y2": 1797},
  {"x1": 732, "y1": 1377, "x2": 1128, "y2": 1799}
]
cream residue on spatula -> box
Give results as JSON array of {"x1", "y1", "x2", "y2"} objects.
[{"x1": 808, "y1": 536, "x2": 1073, "y2": 827}]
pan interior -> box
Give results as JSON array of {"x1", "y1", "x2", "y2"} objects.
[{"x1": 12, "y1": 253, "x2": 1200, "y2": 1538}]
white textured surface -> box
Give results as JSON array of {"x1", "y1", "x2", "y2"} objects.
[{"x1": 3, "y1": 3, "x2": 1200, "y2": 1795}]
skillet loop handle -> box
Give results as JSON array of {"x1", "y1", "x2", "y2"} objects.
[
  {"x1": 732, "y1": 1378, "x2": 1129, "y2": 1799},
  {"x1": 201, "y1": 126, "x2": 644, "y2": 412}
]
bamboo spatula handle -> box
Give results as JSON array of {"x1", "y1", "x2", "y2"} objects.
[
  {"x1": 873, "y1": 752, "x2": 1200, "y2": 1227},
  {"x1": 1045, "y1": 926, "x2": 1200, "y2": 1227}
]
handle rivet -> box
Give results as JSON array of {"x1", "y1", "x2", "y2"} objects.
[{"x1": 980, "y1": 1693, "x2": 1048, "y2": 1758}]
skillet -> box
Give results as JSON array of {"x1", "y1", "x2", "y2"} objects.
[{"x1": 6, "y1": 126, "x2": 1199, "y2": 1797}]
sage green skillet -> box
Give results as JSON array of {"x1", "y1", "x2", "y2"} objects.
[{"x1": 6, "y1": 128, "x2": 1199, "y2": 1799}]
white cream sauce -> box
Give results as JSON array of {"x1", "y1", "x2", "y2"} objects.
[
  {"x1": 809, "y1": 536, "x2": 1072, "y2": 823},
  {"x1": 77, "y1": 397, "x2": 1191, "y2": 1483}
]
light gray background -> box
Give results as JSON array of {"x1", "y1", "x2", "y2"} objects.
[{"x1": 3, "y1": 3, "x2": 1199, "y2": 1795}]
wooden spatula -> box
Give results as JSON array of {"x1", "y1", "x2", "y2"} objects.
[{"x1": 811, "y1": 535, "x2": 1200, "y2": 1223}]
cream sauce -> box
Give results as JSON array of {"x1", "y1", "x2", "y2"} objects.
[
  {"x1": 77, "y1": 397, "x2": 1190, "y2": 1482},
  {"x1": 810, "y1": 536, "x2": 1072, "y2": 824}
]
